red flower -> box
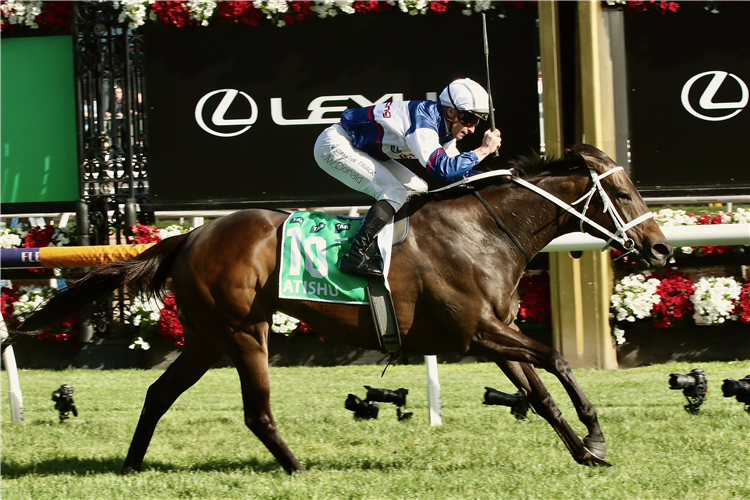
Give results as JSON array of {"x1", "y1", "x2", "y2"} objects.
[
  {"x1": 23, "y1": 224, "x2": 56, "y2": 248},
  {"x1": 647, "y1": 270, "x2": 695, "y2": 328},
  {"x1": 219, "y1": 1, "x2": 264, "y2": 26},
  {"x1": 732, "y1": 281, "x2": 750, "y2": 325},
  {"x1": 158, "y1": 293, "x2": 184, "y2": 346},
  {"x1": 150, "y1": 1, "x2": 195, "y2": 28},
  {"x1": 33, "y1": 1, "x2": 72, "y2": 29},
  {"x1": 1, "y1": 287, "x2": 19, "y2": 326},
  {"x1": 430, "y1": 1, "x2": 449, "y2": 13},
  {"x1": 128, "y1": 224, "x2": 162, "y2": 245},
  {"x1": 518, "y1": 271, "x2": 552, "y2": 324},
  {"x1": 700, "y1": 245, "x2": 732, "y2": 255},
  {"x1": 353, "y1": 1, "x2": 391, "y2": 13}
]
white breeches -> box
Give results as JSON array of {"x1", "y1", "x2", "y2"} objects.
[{"x1": 313, "y1": 124, "x2": 428, "y2": 212}]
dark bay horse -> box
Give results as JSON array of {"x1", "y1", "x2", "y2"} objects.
[{"x1": 5, "y1": 144, "x2": 672, "y2": 474}]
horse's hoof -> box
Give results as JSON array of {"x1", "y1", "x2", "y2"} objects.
[
  {"x1": 583, "y1": 435, "x2": 607, "y2": 460},
  {"x1": 578, "y1": 450, "x2": 613, "y2": 468},
  {"x1": 121, "y1": 465, "x2": 140, "y2": 475}
]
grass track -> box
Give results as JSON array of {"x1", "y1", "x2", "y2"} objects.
[{"x1": 2, "y1": 360, "x2": 749, "y2": 499}]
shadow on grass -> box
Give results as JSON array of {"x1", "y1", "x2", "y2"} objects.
[{"x1": 0, "y1": 456, "x2": 282, "y2": 477}]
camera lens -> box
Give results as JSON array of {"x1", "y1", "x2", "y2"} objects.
[
  {"x1": 345, "y1": 394, "x2": 379, "y2": 419},
  {"x1": 483, "y1": 387, "x2": 522, "y2": 406},
  {"x1": 722, "y1": 376, "x2": 750, "y2": 398},
  {"x1": 669, "y1": 373, "x2": 695, "y2": 390}
]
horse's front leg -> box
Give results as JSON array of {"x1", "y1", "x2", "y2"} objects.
[{"x1": 467, "y1": 320, "x2": 610, "y2": 467}]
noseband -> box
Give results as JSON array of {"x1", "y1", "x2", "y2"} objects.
[{"x1": 569, "y1": 167, "x2": 655, "y2": 258}]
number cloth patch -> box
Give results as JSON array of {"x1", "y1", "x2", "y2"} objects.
[{"x1": 279, "y1": 211, "x2": 369, "y2": 304}]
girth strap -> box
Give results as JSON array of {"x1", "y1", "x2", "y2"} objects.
[{"x1": 473, "y1": 191, "x2": 534, "y2": 263}]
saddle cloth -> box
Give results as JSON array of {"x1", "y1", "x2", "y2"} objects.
[{"x1": 279, "y1": 211, "x2": 394, "y2": 304}]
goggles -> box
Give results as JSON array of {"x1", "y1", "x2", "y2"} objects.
[{"x1": 447, "y1": 85, "x2": 489, "y2": 127}]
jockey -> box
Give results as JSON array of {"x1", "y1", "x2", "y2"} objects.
[{"x1": 313, "y1": 78, "x2": 503, "y2": 277}]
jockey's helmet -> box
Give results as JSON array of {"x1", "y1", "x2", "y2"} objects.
[{"x1": 439, "y1": 78, "x2": 490, "y2": 126}]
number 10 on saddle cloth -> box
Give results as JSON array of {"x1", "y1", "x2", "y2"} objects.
[{"x1": 279, "y1": 211, "x2": 395, "y2": 305}]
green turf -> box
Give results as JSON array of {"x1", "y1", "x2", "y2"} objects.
[{"x1": 2, "y1": 361, "x2": 749, "y2": 499}]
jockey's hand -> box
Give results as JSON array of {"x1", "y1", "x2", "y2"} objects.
[{"x1": 475, "y1": 128, "x2": 502, "y2": 161}]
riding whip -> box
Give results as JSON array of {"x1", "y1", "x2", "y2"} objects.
[{"x1": 482, "y1": 13, "x2": 500, "y2": 157}]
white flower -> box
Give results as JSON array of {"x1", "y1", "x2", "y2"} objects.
[
  {"x1": 159, "y1": 225, "x2": 186, "y2": 240},
  {"x1": 272, "y1": 312, "x2": 300, "y2": 334},
  {"x1": 12, "y1": 285, "x2": 51, "y2": 319},
  {"x1": 613, "y1": 326, "x2": 626, "y2": 345},
  {"x1": 729, "y1": 207, "x2": 749, "y2": 224},
  {"x1": 691, "y1": 276, "x2": 741, "y2": 325},
  {"x1": 1, "y1": 1, "x2": 43, "y2": 27},
  {"x1": 610, "y1": 273, "x2": 660, "y2": 322},
  {"x1": 129, "y1": 295, "x2": 163, "y2": 329},
  {"x1": 188, "y1": 0, "x2": 216, "y2": 25},
  {"x1": 0, "y1": 229, "x2": 22, "y2": 249},
  {"x1": 114, "y1": 0, "x2": 148, "y2": 29},
  {"x1": 653, "y1": 209, "x2": 697, "y2": 227},
  {"x1": 129, "y1": 337, "x2": 151, "y2": 350}
]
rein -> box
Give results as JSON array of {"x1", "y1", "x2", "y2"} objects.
[
  {"x1": 472, "y1": 191, "x2": 534, "y2": 263},
  {"x1": 425, "y1": 167, "x2": 655, "y2": 261}
]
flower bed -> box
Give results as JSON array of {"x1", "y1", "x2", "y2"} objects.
[
  {"x1": 1, "y1": 283, "x2": 81, "y2": 343},
  {"x1": 3, "y1": 0, "x2": 702, "y2": 36}
]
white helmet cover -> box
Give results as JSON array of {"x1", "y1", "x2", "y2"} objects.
[{"x1": 439, "y1": 78, "x2": 490, "y2": 118}]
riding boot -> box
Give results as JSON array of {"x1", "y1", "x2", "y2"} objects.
[{"x1": 339, "y1": 200, "x2": 395, "y2": 277}]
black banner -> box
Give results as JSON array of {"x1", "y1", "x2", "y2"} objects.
[
  {"x1": 625, "y1": 3, "x2": 750, "y2": 197},
  {"x1": 142, "y1": 10, "x2": 540, "y2": 209}
]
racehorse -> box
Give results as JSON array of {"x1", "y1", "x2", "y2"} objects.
[{"x1": 4, "y1": 144, "x2": 672, "y2": 474}]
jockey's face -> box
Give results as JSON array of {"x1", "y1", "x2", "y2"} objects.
[{"x1": 446, "y1": 107, "x2": 477, "y2": 140}]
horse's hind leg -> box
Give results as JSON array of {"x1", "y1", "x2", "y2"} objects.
[
  {"x1": 495, "y1": 359, "x2": 610, "y2": 467},
  {"x1": 122, "y1": 325, "x2": 223, "y2": 474},
  {"x1": 230, "y1": 323, "x2": 304, "y2": 474}
]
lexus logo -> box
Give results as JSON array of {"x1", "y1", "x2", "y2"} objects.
[
  {"x1": 194, "y1": 89, "x2": 258, "y2": 137},
  {"x1": 681, "y1": 71, "x2": 748, "y2": 122},
  {"x1": 194, "y1": 90, "x2": 406, "y2": 137}
]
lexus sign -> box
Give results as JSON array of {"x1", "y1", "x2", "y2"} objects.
[
  {"x1": 141, "y1": 12, "x2": 540, "y2": 209},
  {"x1": 680, "y1": 71, "x2": 748, "y2": 122},
  {"x1": 625, "y1": 3, "x2": 750, "y2": 197}
]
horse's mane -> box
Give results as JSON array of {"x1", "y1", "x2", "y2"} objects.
[
  {"x1": 496, "y1": 145, "x2": 595, "y2": 180},
  {"x1": 415, "y1": 144, "x2": 599, "y2": 204}
]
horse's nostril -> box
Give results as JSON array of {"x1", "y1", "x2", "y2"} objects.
[{"x1": 652, "y1": 243, "x2": 672, "y2": 258}]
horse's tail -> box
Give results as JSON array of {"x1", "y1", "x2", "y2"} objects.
[{"x1": 1, "y1": 233, "x2": 190, "y2": 351}]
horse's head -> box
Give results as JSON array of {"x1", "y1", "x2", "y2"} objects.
[{"x1": 567, "y1": 144, "x2": 672, "y2": 269}]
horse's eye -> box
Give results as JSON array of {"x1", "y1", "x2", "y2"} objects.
[{"x1": 616, "y1": 192, "x2": 632, "y2": 202}]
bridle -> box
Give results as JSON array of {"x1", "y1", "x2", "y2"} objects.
[{"x1": 428, "y1": 166, "x2": 655, "y2": 262}]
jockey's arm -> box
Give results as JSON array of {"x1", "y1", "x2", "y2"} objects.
[{"x1": 407, "y1": 127, "x2": 500, "y2": 182}]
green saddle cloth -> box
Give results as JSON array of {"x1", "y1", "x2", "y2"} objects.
[{"x1": 279, "y1": 211, "x2": 370, "y2": 304}]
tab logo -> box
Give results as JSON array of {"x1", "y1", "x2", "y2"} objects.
[{"x1": 681, "y1": 71, "x2": 748, "y2": 122}]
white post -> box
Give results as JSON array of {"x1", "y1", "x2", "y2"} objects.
[
  {"x1": 191, "y1": 216, "x2": 205, "y2": 228},
  {"x1": 58, "y1": 213, "x2": 71, "y2": 228},
  {"x1": 425, "y1": 355, "x2": 442, "y2": 426},
  {"x1": 1, "y1": 320, "x2": 25, "y2": 423}
]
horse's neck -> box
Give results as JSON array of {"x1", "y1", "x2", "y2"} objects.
[{"x1": 480, "y1": 174, "x2": 589, "y2": 258}]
